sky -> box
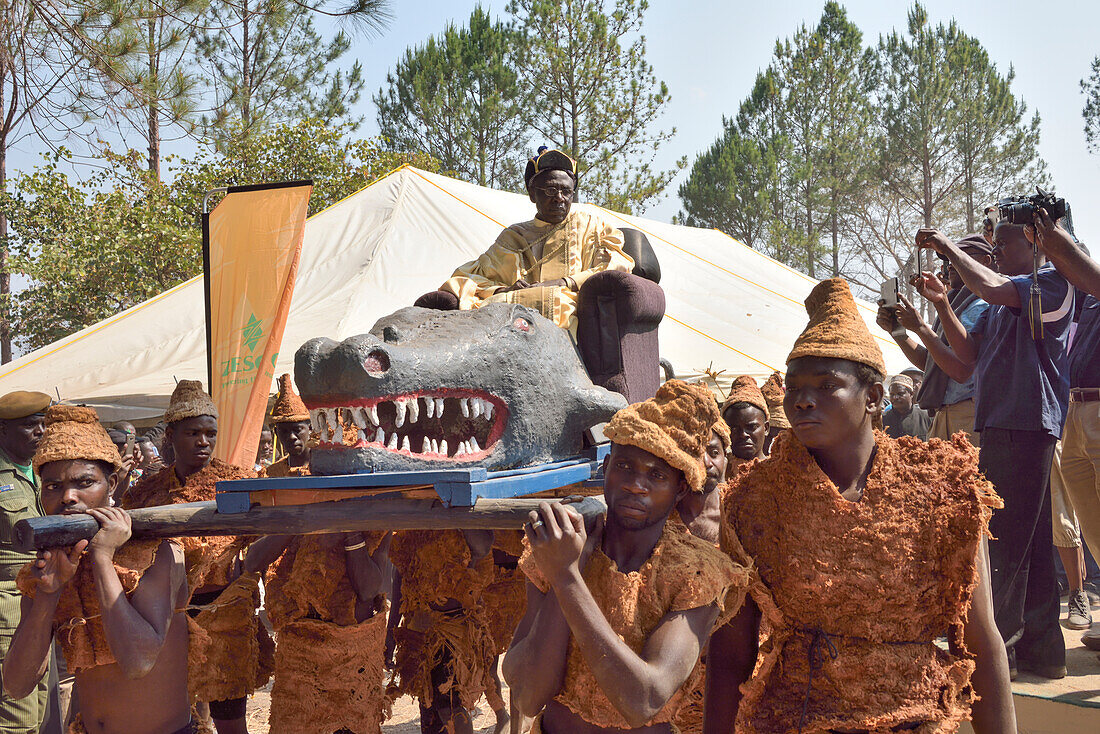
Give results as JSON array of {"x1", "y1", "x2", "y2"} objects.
[
  {"x1": 320, "y1": 0, "x2": 1100, "y2": 245},
  {"x1": 10, "y1": 0, "x2": 1100, "y2": 244}
]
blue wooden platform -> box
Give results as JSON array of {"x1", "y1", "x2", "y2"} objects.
[{"x1": 215, "y1": 444, "x2": 610, "y2": 513}]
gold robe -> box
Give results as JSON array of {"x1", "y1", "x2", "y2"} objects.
[{"x1": 440, "y1": 209, "x2": 634, "y2": 329}]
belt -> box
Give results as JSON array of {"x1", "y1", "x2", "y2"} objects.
[{"x1": 1070, "y1": 388, "x2": 1100, "y2": 403}]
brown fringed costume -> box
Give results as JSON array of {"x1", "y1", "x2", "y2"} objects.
[
  {"x1": 17, "y1": 539, "x2": 165, "y2": 672},
  {"x1": 265, "y1": 532, "x2": 390, "y2": 734},
  {"x1": 720, "y1": 431, "x2": 1001, "y2": 734},
  {"x1": 388, "y1": 530, "x2": 505, "y2": 712},
  {"x1": 123, "y1": 460, "x2": 272, "y2": 703},
  {"x1": 520, "y1": 518, "x2": 747, "y2": 729}
]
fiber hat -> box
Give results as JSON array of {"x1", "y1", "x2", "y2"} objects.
[
  {"x1": 788, "y1": 278, "x2": 886, "y2": 376},
  {"x1": 889, "y1": 375, "x2": 915, "y2": 393},
  {"x1": 721, "y1": 375, "x2": 769, "y2": 421},
  {"x1": 524, "y1": 148, "x2": 578, "y2": 190},
  {"x1": 760, "y1": 372, "x2": 789, "y2": 429},
  {"x1": 711, "y1": 415, "x2": 731, "y2": 454},
  {"x1": 33, "y1": 405, "x2": 122, "y2": 474},
  {"x1": 164, "y1": 380, "x2": 218, "y2": 424},
  {"x1": 0, "y1": 391, "x2": 52, "y2": 420},
  {"x1": 270, "y1": 374, "x2": 309, "y2": 423},
  {"x1": 603, "y1": 379, "x2": 720, "y2": 493}
]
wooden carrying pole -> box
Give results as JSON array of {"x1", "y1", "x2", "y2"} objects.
[{"x1": 14, "y1": 496, "x2": 607, "y2": 552}]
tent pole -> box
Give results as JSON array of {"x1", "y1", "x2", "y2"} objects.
[{"x1": 201, "y1": 188, "x2": 226, "y2": 397}]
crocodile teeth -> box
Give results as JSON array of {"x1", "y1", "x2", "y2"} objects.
[
  {"x1": 387, "y1": 433, "x2": 398, "y2": 451},
  {"x1": 422, "y1": 436, "x2": 431, "y2": 454},
  {"x1": 408, "y1": 397, "x2": 419, "y2": 424},
  {"x1": 483, "y1": 400, "x2": 494, "y2": 420},
  {"x1": 394, "y1": 398, "x2": 407, "y2": 428},
  {"x1": 435, "y1": 398, "x2": 445, "y2": 417},
  {"x1": 350, "y1": 408, "x2": 366, "y2": 429},
  {"x1": 309, "y1": 410, "x2": 321, "y2": 432},
  {"x1": 471, "y1": 398, "x2": 482, "y2": 418},
  {"x1": 424, "y1": 396, "x2": 435, "y2": 418},
  {"x1": 460, "y1": 398, "x2": 470, "y2": 418},
  {"x1": 469, "y1": 436, "x2": 481, "y2": 453},
  {"x1": 375, "y1": 428, "x2": 385, "y2": 445},
  {"x1": 431, "y1": 438, "x2": 439, "y2": 455},
  {"x1": 438, "y1": 439, "x2": 448, "y2": 456},
  {"x1": 358, "y1": 428, "x2": 367, "y2": 442},
  {"x1": 401, "y1": 435, "x2": 410, "y2": 452},
  {"x1": 455, "y1": 442, "x2": 466, "y2": 457},
  {"x1": 366, "y1": 404, "x2": 379, "y2": 426}
]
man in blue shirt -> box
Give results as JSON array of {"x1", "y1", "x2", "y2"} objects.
[
  {"x1": 1023, "y1": 208, "x2": 1100, "y2": 652},
  {"x1": 878, "y1": 234, "x2": 993, "y2": 446},
  {"x1": 916, "y1": 221, "x2": 1071, "y2": 679}
]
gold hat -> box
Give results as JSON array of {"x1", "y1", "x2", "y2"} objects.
[
  {"x1": 164, "y1": 380, "x2": 217, "y2": 424},
  {"x1": 603, "y1": 379, "x2": 720, "y2": 493},
  {"x1": 721, "y1": 375, "x2": 769, "y2": 420},
  {"x1": 524, "y1": 148, "x2": 578, "y2": 189},
  {"x1": 270, "y1": 374, "x2": 309, "y2": 423},
  {"x1": 0, "y1": 391, "x2": 52, "y2": 420},
  {"x1": 787, "y1": 278, "x2": 886, "y2": 376},
  {"x1": 761, "y1": 372, "x2": 789, "y2": 429},
  {"x1": 33, "y1": 405, "x2": 122, "y2": 474}
]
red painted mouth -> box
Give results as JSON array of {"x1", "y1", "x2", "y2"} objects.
[{"x1": 305, "y1": 389, "x2": 507, "y2": 463}]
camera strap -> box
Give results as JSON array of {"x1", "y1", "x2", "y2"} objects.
[{"x1": 1028, "y1": 245, "x2": 1044, "y2": 341}]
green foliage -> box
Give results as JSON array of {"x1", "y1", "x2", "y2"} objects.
[
  {"x1": 507, "y1": 0, "x2": 685, "y2": 213},
  {"x1": 679, "y1": 2, "x2": 1045, "y2": 292},
  {"x1": 0, "y1": 149, "x2": 199, "y2": 351},
  {"x1": 1, "y1": 119, "x2": 439, "y2": 352},
  {"x1": 195, "y1": 0, "x2": 376, "y2": 147},
  {"x1": 375, "y1": 6, "x2": 532, "y2": 190},
  {"x1": 1081, "y1": 56, "x2": 1100, "y2": 154}
]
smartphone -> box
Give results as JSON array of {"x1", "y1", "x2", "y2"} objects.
[{"x1": 879, "y1": 277, "x2": 900, "y2": 308}]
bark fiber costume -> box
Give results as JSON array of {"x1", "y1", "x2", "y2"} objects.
[
  {"x1": 520, "y1": 518, "x2": 747, "y2": 729},
  {"x1": 123, "y1": 460, "x2": 272, "y2": 704},
  {"x1": 388, "y1": 530, "x2": 523, "y2": 714},
  {"x1": 721, "y1": 430, "x2": 1000, "y2": 733},
  {"x1": 266, "y1": 532, "x2": 390, "y2": 734}
]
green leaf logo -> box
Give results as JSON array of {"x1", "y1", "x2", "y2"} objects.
[{"x1": 241, "y1": 313, "x2": 264, "y2": 353}]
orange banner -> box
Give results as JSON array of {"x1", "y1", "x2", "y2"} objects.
[{"x1": 206, "y1": 182, "x2": 312, "y2": 467}]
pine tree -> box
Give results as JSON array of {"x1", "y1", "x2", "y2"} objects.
[
  {"x1": 375, "y1": 6, "x2": 532, "y2": 190},
  {"x1": 195, "y1": 0, "x2": 388, "y2": 147},
  {"x1": 0, "y1": 1, "x2": 145, "y2": 362},
  {"x1": 507, "y1": 0, "x2": 685, "y2": 213}
]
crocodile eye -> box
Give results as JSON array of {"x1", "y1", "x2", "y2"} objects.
[{"x1": 513, "y1": 317, "x2": 531, "y2": 332}]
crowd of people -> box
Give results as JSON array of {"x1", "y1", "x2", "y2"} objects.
[{"x1": 0, "y1": 148, "x2": 1095, "y2": 734}]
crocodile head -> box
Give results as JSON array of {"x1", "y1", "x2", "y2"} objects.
[{"x1": 294, "y1": 303, "x2": 627, "y2": 475}]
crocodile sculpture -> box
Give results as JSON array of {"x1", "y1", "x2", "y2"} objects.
[{"x1": 295, "y1": 303, "x2": 627, "y2": 475}]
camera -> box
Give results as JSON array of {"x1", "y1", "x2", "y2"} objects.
[{"x1": 996, "y1": 187, "x2": 1074, "y2": 238}]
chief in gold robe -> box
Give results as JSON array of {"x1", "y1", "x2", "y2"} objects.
[{"x1": 439, "y1": 149, "x2": 634, "y2": 330}]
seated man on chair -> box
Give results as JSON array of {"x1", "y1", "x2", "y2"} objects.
[{"x1": 439, "y1": 148, "x2": 634, "y2": 331}]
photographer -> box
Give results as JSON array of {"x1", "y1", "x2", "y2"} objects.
[
  {"x1": 876, "y1": 234, "x2": 994, "y2": 445},
  {"x1": 1026, "y1": 207, "x2": 1100, "y2": 651},
  {"x1": 914, "y1": 219, "x2": 1072, "y2": 680}
]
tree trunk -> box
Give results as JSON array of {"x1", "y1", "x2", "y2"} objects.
[
  {"x1": 147, "y1": 17, "x2": 160, "y2": 179},
  {"x1": 0, "y1": 138, "x2": 9, "y2": 363},
  {"x1": 241, "y1": 0, "x2": 251, "y2": 132}
]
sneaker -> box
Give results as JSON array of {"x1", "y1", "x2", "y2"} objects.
[
  {"x1": 1016, "y1": 656, "x2": 1067, "y2": 679},
  {"x1": 1084, "y1": 623, "x2": 1100, "y2": 652},
  {"x1": 1066, "y1": 589, "x2": 1093, "y2": 630}
]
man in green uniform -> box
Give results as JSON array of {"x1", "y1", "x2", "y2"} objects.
[{"x1": 0, "y1": 391, "x2": 51, "y2": 733}]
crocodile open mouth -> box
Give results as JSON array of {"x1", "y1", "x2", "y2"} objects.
[{"x1": 306, "y1": 389, "x2": 506, "y2": 462}]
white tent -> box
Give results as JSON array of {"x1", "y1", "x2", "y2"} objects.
[{"x1": 0, "y1": 166, "x2": 906, "y2": 422}]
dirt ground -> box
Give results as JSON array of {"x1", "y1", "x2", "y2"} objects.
[{"x1": 243, "y1": 681, "x2": 505, "y2": 733}]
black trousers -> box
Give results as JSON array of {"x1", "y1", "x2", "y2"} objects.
[{"x1": 979, "y1": 427, "x2": 1065, "y2": 668}]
